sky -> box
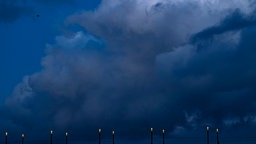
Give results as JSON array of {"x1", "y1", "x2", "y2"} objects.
[{"x1": 1, "y1": 0, "x2": 256, "y2": 144}]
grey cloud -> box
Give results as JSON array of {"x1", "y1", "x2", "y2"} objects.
[
  {"x1": 67, "y1": 0, "x2": 225, "y2": 60},
  {"x1": 191, "y1": 9, "x2": 256, "y2": 44},
  {"x1": 158, "y1": 8, "x2": 256, "y2": 125}
]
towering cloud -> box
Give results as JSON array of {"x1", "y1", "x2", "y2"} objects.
[{"x1": 2, "y1": 0, "x2": 256, "y2": 143}]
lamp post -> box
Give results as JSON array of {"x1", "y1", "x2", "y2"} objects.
[
  {"x1": 5, "y1": 132, "x2": 8, "y2": 144},
  {"x1": 50, "y1": 130, "x2": 53, "y2": 144},
  {"x1": 162, "y1": 129, "x2": 165, "y2": 144},
  {"x1": 98, "y1": 129, "x2": 101, "y2": 144},
  {"x1": 66, "y1": 132, "x2": 68, "y2": 144},
  {"x1": 22, "y1": 133, "x2": 24, "y2": 144},
  {"x1": 112, "y1": 130, "x2": 115, "y2": 144},
  {"x1": 206, "y1": 126, "x2": 210, "y2": 144},
  {"x1": 216, "y1": 128, "x2": 219, "y2": 144},
  {"x1": 150, "y1": 128, "x2": 153, "y2": 144}
]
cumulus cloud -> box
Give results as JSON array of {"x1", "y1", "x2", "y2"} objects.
[{"x1": 2, "y1": 0, "x2": 256, "y2": 142}]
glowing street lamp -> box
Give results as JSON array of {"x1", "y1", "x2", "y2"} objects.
[
  {"x1": 112, "y1": 130, "x2": 115, "y2": 144},
  {"x1": 150, "y1": 128, "x2": 153, "y2": 144},
  {"x1": 216, "y1": 128, "x2": 220, "y2": 144},
  {"x1": 50, "y1": 130, "x2": 53, "y2": 144},
  {"x1": 98, "y1": 129, "x2": 102, "y2": 144},
  {"x1": 66, "y1": 132, "x2": 68, "y2": 144},
  {"x1": 5, "y1": 132, "x2": 8, "y2": 144},
  {"x1": 22, "y1": 133, "x2": 25, "y2": 144},
  {"x1": 206, "y1": 126, "x2": 210, "y2": 144},
  {"x1": 162, "y1": 129, "x2": 165, "y2": 144}
]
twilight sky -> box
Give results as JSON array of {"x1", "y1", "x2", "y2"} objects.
[{"x1": 1, "y1": 0, "x2": 256, "y2": 144}]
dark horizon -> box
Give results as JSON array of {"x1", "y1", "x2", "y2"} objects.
[{"x1": 1, "y1": 127, "x2": 256, "y2": 144}]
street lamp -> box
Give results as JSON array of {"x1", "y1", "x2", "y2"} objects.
[
  {"x1": 66, "y1": 132, "x2": 68, "y2": 144},
  {"x1": 22, "y1": 133, "x2": 25, "y2": 144},
  {"x1": 216, "y1": 128, "x2": 219, "y2": 144},
  {"x1": 206, "y1": 126, "x2": 210, "y2": 144},
  {"x1": 98, "y1": 129, "x2": 101, "y2": 144},
  {"x1": 150, "y1": 128, "x2": 153, "y2": 144},
  {"x1": 5, "y1": 132, "x2": 8, "y2": 144},
  {"x1": 50, "y1": 130, "x2": 53, "y2": 144},
  {"x1": 162, "y1": 129, "x2": 165, "y2": 144},
  {"x1": 112, "y1": 130, "x2": 115, "y2": 144}
]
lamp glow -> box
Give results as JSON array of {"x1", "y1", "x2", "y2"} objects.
[
  {"x1": 50, "y1": 130, "x2": 53, "y2": 135},
  {"x1": 22, "y1": 133, "x2": 24, "y2": 138},
  {"x1": 162, "y1": 129, "x2": 165, "y2": 134},
  {"x1": 112, "y1": 130, "x2": 115, "y2": 135},
  {"x1": 99, "y1": 129, "x2": 101, "y2": 133},
  {"x1": 206, "y1": 126, "x2": 210, "y2": 131},
  {"x1": 66, "y1": 132, "x2": 68, "y2": 136},
  {"x1": 150, "y1": 128, "x2": 153, "y2": 132},
  {"x1": 6, "y1": 132, "x2": 8, "y2": 136}
]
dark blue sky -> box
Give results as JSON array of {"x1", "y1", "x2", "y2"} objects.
[{"x1": 1, "y1": 0, "x2": 256, "y2": 144}]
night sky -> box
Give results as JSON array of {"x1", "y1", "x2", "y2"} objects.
[{"x1": 1, "y1": 0, "x2": 256, "y2": 144}]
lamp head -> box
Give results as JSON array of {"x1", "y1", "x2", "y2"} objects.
[
  {"x1": 6, "y1": 132, "x2": 8, "y2": 136},
  {"x1": 50, "y1": 130, "x2": 53, "y2": 135},
  {"x1": 99, "y1": 129, "x2": 102, "y2": 133},
  {"x1": 66, "y1": 132, "x2": 68, "y2": 136},
  {"x1": 150, "y1": 128, "x2": 153, "y2": 132},
  {"x1": 22, "y1": 133, "x2": 25, "y2": 138},
  {"x1": 206, "y1": 126, "x2": 210, "y2": 131},
  {"x1": 162, "y1": 129, "x2": 165, "y2": 134}
]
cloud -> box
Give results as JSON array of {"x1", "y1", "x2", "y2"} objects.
[
  {"x1": 191, "y1": 9, "x2": 256, "y2": 44},
  {"x1": 157, "y1": 6, "x2": 256, "y2": 125},
  {"x1": 2, "y1": 0, "x2": 256, "y2": 142}
]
